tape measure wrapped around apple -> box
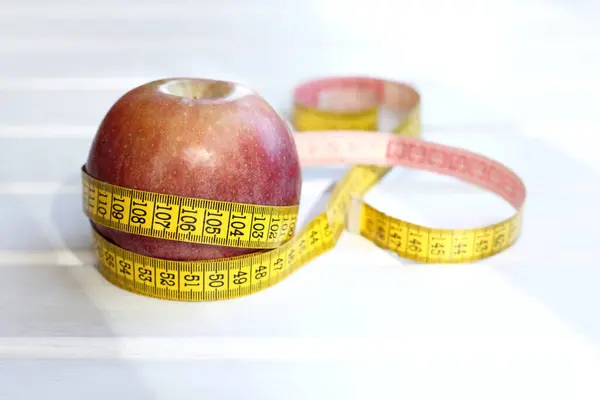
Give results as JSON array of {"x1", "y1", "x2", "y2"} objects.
[{"x1": 81, "y1": 76, "x2": 526, "y2": 301}]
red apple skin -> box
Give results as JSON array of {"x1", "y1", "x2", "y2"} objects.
[{"x1": 85, "y1": 78, "x2": 302, "y2": 261}]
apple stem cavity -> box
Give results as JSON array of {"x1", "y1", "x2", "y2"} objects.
[{"x1": 159, "y1": 78, "x2": 254, "y2": 105}]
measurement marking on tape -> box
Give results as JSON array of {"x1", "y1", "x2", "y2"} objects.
[{"x1": 82, "y1": 171, "x2": 299, "y2": 250}]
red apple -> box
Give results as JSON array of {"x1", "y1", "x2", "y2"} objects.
[{"x1": 85, "y1": 78, "x2": 302, "y2": 261}]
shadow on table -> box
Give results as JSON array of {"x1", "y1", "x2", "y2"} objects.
[{"x1": 50, "y1": 173, "x2": 94, "y2": 253}]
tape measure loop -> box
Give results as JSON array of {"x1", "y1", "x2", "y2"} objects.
[
  {"x1": 82, "y1": 76, "x2": 526, "y2": 301},
  {"x1": 81, "y1": 166, "x2": 300, "y2": 250}
]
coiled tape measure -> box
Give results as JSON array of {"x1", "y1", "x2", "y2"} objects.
[{"x1": 81, "y1": 77, "x2": 526, "y2": 301}]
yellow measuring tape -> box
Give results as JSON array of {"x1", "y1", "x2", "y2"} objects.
[{"x1": 81, "y1": 76, "x2": 526, "y2": 301}]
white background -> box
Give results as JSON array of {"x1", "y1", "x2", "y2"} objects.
[{"x1": 1, "y1": 0, "x2": 600, "y2": 399}]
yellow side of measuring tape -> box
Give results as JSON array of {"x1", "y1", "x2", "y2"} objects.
[
  {"x1": 82, "y1": 173, "x2": 300, "y2": 250},
  {"x1": 82, "y1": 76, "x2": 526, "y2": 301}
]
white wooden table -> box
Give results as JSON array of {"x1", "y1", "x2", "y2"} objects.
[{"x1": 2, "y1": 0, "x2": 600, "y2": 398}]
